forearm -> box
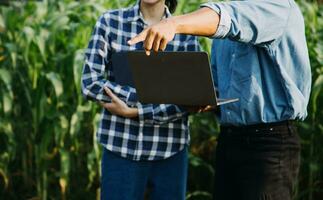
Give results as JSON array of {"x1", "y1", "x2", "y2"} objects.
[
  {"x1": 81, "y1": 76, "x2": 137, "y2": 106},
  {"x1": 126, "y1": 108, "x2": 139, "y2": 118},
  {"x1": 173, "y1": 7, "x2": 220, "y2": 37},
  {"x1": 129, "y1": 1, "x2": 289, "y2": 50}
]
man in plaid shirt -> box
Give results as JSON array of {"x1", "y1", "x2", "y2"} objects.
[{"x1": 81, "y1": 0, "x2": 200, "y2": 199}]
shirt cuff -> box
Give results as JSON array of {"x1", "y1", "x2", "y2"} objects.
[{"x1": 200, "y1": 3, "x2": 231, "y2": 38}]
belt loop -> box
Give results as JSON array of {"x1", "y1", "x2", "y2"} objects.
[
  {"x1": 287, "y1": 120, "x2": 292, "y2": 136},
  {"x1": 227, "y1": 128, "x2": 232, "y2": 136}
]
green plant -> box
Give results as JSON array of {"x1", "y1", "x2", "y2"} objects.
[
  {"x1": 296, "y1": 1, "x2": 323, "y2": 199},
  {"x1": 0, "y1": 0, "x2": 107, "y2": 199},
  {"x1": 0, "y1": 0, "x2": 322, "y2": 200}
]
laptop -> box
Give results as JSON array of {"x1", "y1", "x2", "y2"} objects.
[{"x1": 111, "y1": 51, "x2": 238, "y2": 106}]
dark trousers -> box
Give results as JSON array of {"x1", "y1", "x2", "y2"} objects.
[
  {"x1": 101, "y1": 147, "x2": 188, "y2": 200},
  {"x1": 214, "y1": 121, "x2": 301, "y2": 200}
]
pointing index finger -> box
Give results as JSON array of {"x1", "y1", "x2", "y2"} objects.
[{"x1": 128, "y1": 29, "x2": 148, "y2": 45}]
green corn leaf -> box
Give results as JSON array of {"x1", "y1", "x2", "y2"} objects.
[
  {"x1": 86, "y1": 150, "x2": 98, "y2": 189},
  {"x1": 59, "y1": 149, "x2": 70, "y2": 196},
  {"x1": 0, "y1": 69, "x2": 12, "y2": 88},
  {"x1": 315, "y1": 42, "x2": 323, "y2": 65},
  {"x1": 48, "y1": 14, "x2": 70, "y2": 31},
  {"x1": 59, "y1": 149, "x2": 70, "y2": 176},
  {"x1": 92, "y1": 113, "x2": 102, "y2": 165},
  {"x1": 73, "y1": 49, "x2": 84, "y2": 97},
  {"x1": 2, "y1": 92, "x2": 13, "y2": 114},
  {"x1": 0, "y1": 120, "x2": 13, "y2": 134},
  {"x1": 35, "y1": 2, "x2": 48, "y2": 20},
  {"x1": 46, "y1": 72, "x2": 63, "y2": 99},
  {"x1": 53, "y1": 114, "x2": 69, "y2": 148},
  {"x1": 0, "y1": 168, "x2": 9, "y2": 190},
  {"x1": 0, "y1": 69, "x2": 13, "y2": 114},
  {"x1": 55, "y1": 15, "x2": 70, "y2": 30},
  {"x1": 36, "y1": 29, "x2": 50, "y2": 61},
  {"x1": 66, "y1": 1, "x2": 80, "y2": 10},
  {"x1": 0, "y1": 13, "x2": 5, "y2": 31},
  {"x1": 69, "y1": 106, "x2": 84, "y2": 138},
  {"x1": 23, "y1": 26, "x2": 35, "y2": 44},
  {"x1": 4, "y1": 43, "x2": 17, "y2": 69},
  {"x1": 311, "y1": 74, "x2": 323, "y2": 116}
]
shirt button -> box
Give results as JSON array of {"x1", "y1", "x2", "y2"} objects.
[{"x1": 232, "y1": 53, "x2": 235, "y2": 58}]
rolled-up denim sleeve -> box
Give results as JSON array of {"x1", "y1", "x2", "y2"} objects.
[
  {"x1": 201, "y1": 0, "x2": 291, "y2": 46},
  {"x1": 200, "y1": 3, "x2": 231, "y2": 39}
]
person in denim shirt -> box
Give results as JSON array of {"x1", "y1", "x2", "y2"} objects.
[{"x1": 129, "y1": 0, "x2": 311, "y2": 199}]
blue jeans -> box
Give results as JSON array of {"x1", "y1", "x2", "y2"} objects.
[{"x1": 101, "y1": 147, "x2": 188, "y2": 200}]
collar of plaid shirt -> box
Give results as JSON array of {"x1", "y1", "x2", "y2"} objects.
[{"x1": 125, "y1": 0, "x2": 171, "y2": 24}]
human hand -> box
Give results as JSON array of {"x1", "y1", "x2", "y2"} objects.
[
  {"x1": 182, "y1": 105, "x2": 216, "y2": 113},
  {"x1": 128, "y1": 18, "x2": 177, "y2": 55},
  {"x1": 100, "y1": 87, "x2": 138, "y2": 118},
  {"x1": 199, "y1": 105, "x2": 216, "y2": 112}
]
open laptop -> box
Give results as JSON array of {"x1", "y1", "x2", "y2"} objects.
[{"x1": 111, "y1": 51, "x2": 238, "y2": 106}]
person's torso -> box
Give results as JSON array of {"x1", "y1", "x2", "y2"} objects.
[
  {"x1": 98, "y1": 4, "x2": 199, "y2": 161},
  {"x1": 211, "y1": 0, "x2": 311, "y2": 125}
]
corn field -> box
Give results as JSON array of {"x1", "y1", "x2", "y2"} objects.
[{"x1": 0, "y1": 0, "x2": 322, "y2": 199}]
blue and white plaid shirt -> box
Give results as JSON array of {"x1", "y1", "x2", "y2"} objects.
[{"x1": 81, "y1": 2, "x2": 200, "y2": 161}]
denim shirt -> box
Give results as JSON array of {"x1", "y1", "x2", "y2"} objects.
[{"x1": 202, "y1": 0, "x2": 311, "y2": 125}]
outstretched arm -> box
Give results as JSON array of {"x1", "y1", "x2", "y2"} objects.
[
  {"x1": 129, "y1": 0, "x2": 290, "y2": 54},
  {"x1": 128, "y1": 7, "x2": 219, "y2": 55}
]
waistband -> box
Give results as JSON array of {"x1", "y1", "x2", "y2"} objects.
[{"x1": 220, "y1": 120, "x2": 295, "y2": 135}]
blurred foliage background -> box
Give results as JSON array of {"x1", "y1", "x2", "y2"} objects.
[{"x1": 0, "y1": 0, "x2": 322, "y2": 199}]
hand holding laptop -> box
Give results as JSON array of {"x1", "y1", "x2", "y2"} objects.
[
  {"x1": 100, "y1": 87, "x2": 138, "y2": 118},
  {"x1": 112, "y1": 51, "x2": 238, "y2": 107},
  {"x1": 100, "y1": 86, "x2": 214, "y2": 119},
  {"x1": 181, "y1": 105, "x2": 217, "y2": 113}
]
